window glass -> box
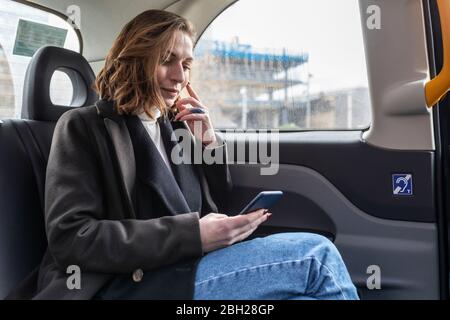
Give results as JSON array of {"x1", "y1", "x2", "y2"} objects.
[
  {"x1": 193, "y1": 0, "x2": 371, "y2": 130},
  {"x1": 0, "y1": 0, "x2": 80, "y2": 119}
]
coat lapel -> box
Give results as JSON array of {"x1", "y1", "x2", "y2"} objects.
[
  {"x1": 158, "y1": 117, "x2": 202, "y2": 213},
  {"x1": 95, "y1": 99, "x2": 203, "y2": 216},
  {"x1": 95, "y1": 99, "x2": 137, "y2": 218},
  {"x1": 125, "y1": 114, "x2": 193, "y2": 215}
]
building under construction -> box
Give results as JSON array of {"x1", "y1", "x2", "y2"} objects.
[
  {"x1": 192, "y1": 38, "x2": 310, "y2": 129},
  {"x1": 192, "y1": 38, "x2": 370, "y2": 130}
]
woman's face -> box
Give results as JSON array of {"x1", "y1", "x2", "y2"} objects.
[{"x1": 157, "y1": 30, "x2": 194, "y2": 107}]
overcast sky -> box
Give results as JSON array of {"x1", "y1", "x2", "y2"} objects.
[{"x1": 199, "y1": 0, "x2": 369, "y2": 96}]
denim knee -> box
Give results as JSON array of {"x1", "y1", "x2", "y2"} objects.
[
  {"x1": 264, "y1": 232, "x2": 334, "y2": 253},
  {"x1": 263, "y1": 232, "x2": 344, "y2": 270},
  {"x1": 263, "y1": 232, "x2": 357, "y2": 299}
]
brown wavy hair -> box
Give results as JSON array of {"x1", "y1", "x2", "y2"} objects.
[{"x1": 95, "y1": 10, "x2": 196, "y2": 119}]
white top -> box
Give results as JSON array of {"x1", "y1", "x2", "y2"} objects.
[
  {"x1": 137, "y1": 107, "x2": 174, "y2": 176},
  {"x1": 137, "y1": 106, "x2": 224, "y2": 174}
]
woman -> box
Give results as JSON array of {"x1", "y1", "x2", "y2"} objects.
[{"x1": 17, "y1": 10, "x2": 358, "y2": 300}]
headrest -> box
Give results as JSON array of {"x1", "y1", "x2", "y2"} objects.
[{"x1": 21, "y1": 46, "x2": 98, "y2": 121}]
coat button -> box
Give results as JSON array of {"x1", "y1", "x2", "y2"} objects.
[{"x1": 132, "y1": 268, "x2": 144, "y2": 282}]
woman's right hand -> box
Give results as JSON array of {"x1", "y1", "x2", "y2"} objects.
[{"x1": 199, "y1": 209, "x2": 272, "y2": 253}]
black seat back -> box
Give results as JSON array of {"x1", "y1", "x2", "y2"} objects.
[{"x1": 0, "y1": 46, "x2": 98, "y2": 299}]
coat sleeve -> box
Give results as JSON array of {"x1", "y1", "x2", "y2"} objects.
[{"x1": 45, "y1": 109, "x2": 203, "y2": 274}]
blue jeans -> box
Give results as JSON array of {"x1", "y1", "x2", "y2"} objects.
[{"x1": 193, "y1": 232, "x2": 359, "y2": 300}]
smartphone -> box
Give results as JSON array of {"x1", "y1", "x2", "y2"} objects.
[{"x1": 239, "y1": 191, "x2": 283, "y2": 214}]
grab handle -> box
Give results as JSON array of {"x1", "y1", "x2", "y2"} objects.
[{"x1": 426, "y1": 0, "x2": 450, "y2": 107}]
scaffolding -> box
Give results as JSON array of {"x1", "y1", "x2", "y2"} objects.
[{"x1": 193, "y1": 38, "x2": 309, "y2": 129}]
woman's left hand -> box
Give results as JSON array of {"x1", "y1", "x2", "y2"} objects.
[{"x1": 173, "y1": 83, "x2": 217, "y2": 146}]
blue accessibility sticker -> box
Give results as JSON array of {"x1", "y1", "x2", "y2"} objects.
[{"x1": 392, "y1": 174, "x2": 413, "y2": 196}]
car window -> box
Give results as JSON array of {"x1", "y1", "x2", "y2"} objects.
[
  {"x1": 0, "y1": 0, "x2": 80, "y2": 119},
  {"x1": 193, "y1": 0, "x2": 371, "y2": 130}
]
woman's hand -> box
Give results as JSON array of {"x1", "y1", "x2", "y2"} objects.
[
  {"x1": 199, "y1": 209, "x2": 272, "y2": 253},
  {"x1": 173, "y1": 83, "x2": 217, "y2": 146}
]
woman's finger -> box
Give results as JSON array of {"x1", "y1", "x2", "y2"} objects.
[
  {"x1": 229, "y1": 213, "x2": 269, "y2": 242},
  {"x1": 174, "y1": 107, "x2": 193, "y2": 121},
  {"x1": 208, "y1": 212, "x2": 267, "y2": 249},
  {"x1": 227, "y1": 209, "x2": 266, "y2": 230},
  {"x1": 174, "y1": 107, "x2": 207, "y2": 121},
  {"x1": 175, "y1": 103, "x2": 188, "y2": 112},
  {"x1": 215, "y1": 214, "x2": 229, "y2": 219},
  {"x1": 176, "y1": 97, "x2": 202, "y2": 108},
  {"x1": 233, "y1": 224, "x2": 258, "y2": 244},
  {"x1": 208, "y1": 224, "x2": 256, "y2": 249},
  {"x1": 176, "y1": 113, "x2": 208, "y2": 122},
  {"x1": 186, "y1": 82, "x2": 201, "y2": 101}
]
